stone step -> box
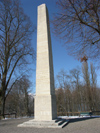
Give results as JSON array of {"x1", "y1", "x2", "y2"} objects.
[
  {"x1": 57, "y1": 119, "x2": 69, "y2": 128},
  {"x1": 18, "y1": 118, "x2": 69, "y2": 128}
]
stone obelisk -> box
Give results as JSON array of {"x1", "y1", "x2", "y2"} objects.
[
  {"x1": 17, "y1": 4, "x2": 69, "y2": 128},
  {"x1": 35, "y1": 3, "x2": 57, "y2": 121}
]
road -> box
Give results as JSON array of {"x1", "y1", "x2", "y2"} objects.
[{"x1": 0, "y1": 117, "x2": 100, "y2": 133}]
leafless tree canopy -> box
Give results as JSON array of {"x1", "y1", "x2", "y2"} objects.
[
  {"x1": 53, "y1": 0, "x2": 100, "y2": 60},
  {"x1": 0, "y1": 0, "x2": 35, "y2": 117}
]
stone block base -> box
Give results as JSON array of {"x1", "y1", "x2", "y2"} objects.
[{"x1": 34, "y1": 95, "x2": 57, "y2": 121}]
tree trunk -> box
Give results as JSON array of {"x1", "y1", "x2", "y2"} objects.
[
  {"x1": 2, "y1": 98, "x2": 6, "y2": 118},
  {"x1": 1, "y1": 95, "x2": 6, "y2": 118},
  {"x1": 1, "y1": 84, "x2": 6, "y2": 118}
]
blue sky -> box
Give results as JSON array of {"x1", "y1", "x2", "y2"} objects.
[{"x1": 20, "y1": 0, "x2": 100, "y2": 93}]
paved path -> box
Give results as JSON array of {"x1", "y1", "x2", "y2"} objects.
[{"x1": 0, "y1": 117, "x2": 100, "y2": 133}]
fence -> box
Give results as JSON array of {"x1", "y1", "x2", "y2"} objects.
[
  {"x1": 57, "y1": 111, "x2": 100, "y2": 116},
  {"x1": 0, "y1": 113, "x2": 16, "y2": 119}
]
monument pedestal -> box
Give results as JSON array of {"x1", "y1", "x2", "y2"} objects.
[{"x1": 35, "y1": 95, "x2": 57, "y2": 121}]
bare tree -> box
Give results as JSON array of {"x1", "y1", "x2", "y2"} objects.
[
  {"x1": 55, "y1": 88, "x2": 66, "y2": 115},
  {"x1": 64, "y1": 87, "x2": 73, "y2": 112},
  {"x1": 90, "y1": 63, "x2": 98, "y2": 110},
  {"x1": 53, "y1": 0, "x2": 100, "y2": 60},
  {"x1": 18, "y1": 75, "x2": 31, "y2": 116},
  {"x1": 70, "y1": 68, "x2": 82, "y2": 111},
  {"x1": 90, "y1": 63, "x2": 97, "y2": 88},
  {"x1": 56, "y1": 69, "x2": 70, "y2": 89},
  {"x1": 0, "y1": 0, "x2": 35, "y2": 117},
  {"x1": 82, "y1": 61, "x2": 92, "y2": 110},
  {"x1": 5, "y1": 75, "x2": 33, "y2": 117}
]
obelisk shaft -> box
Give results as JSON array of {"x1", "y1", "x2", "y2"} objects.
[{"x1": 35, "y1": 4, "x2": 57, "y2": 121}]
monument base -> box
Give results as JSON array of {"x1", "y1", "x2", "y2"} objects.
[
  {"x1": 17, "y1": 118, "x2": 69, "y2": 128},
  {"x1": 35, "y1": 95, "x2": 57, "y2": 121}
]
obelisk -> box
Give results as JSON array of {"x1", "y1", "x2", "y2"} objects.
[
  {"x1": 18, "y1": 4, "x2": 63, "y2": 128},
  {"x1": 35, "y1": 4, "x2": 57, "y2": 121}
]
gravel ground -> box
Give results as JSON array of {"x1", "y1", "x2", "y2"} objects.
[{"x1": 0, "y1": 117, "x2": 100, "y2": 133}]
